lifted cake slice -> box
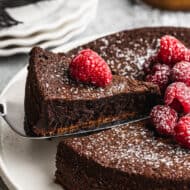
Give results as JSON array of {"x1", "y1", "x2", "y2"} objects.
[{"x1": 24, "y1": 47, "x2": 160, "y2": 136}]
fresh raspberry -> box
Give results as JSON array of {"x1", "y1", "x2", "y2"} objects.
[
  {"x1": 171, "y1": 61, "x2": 190, "y2": 86},
  {"x1": 150, "y1": 105, "x2": 178, "y2": 136},
  {"x1": 175, "y1": 114, "x2": 190, "y2": 149},
  {"x1": 164, "y1": 82, "x2": 190, "y2": 113},
  {"x1": 184, "y1": 50, "x2": 190, "y2": 62},
  {"x1": 145, "y1": 63, "x2": 170, "y2": 91},
  {"x1": 69, "y1": 49, "x2": 112, "y2": 87},
  {"x1": 158, "y1": 35, "x2": 187, "y2": 66},
  {"x1": 152, "y1": 63, "x2": 170, "y2": 75}
]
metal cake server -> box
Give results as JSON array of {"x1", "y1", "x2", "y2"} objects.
[
  {"x1": 0, "y1": 101, "x2": 150, "y2": 139},
  {"x1": 0, "y1": 67, "x2": 151, "y2": 140}
]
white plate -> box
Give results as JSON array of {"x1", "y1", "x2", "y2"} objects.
[
  {"x1": 0, "y1": 35, "x2": 100, "y2": 190},
  {"x1": 0, "y1": 0, "x2": 96, "y2": 38},
  {"x1": 0, "y1": 0, "x2": 97, "y2": 48},
  {"x1": 0, "y1": 4, "x2": 97, "y2": 56}
]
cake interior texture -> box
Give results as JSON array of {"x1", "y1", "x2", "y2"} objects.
[{"x1": 55, "y1": 27, "x2": 190, "y2": 190}]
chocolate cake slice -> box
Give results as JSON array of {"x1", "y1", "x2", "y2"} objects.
[
  {"x1": 55, "y1": 27, "x2": 190, "y2": 190},
  {"x1": 24, "y1": 47, "x2": 160, "y2": 136}
]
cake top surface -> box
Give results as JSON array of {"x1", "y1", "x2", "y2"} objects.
[
  {"x1": 29, "y1": 45, "x2": 159, "y2": 101},
  {"x1": 63, "y1": 121, "x2": 190, "y2": 180},
  {"x1": 30, "y1": 27, "x2": 190, "y2": 101},
  {"x1": 60, "y1": 27, "x2": 190, "y2": 180}
]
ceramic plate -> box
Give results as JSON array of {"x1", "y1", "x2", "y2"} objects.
[
  {"x1": 0, "y1": 0, "x2": 97, "y2": 48},
  {"x1": 0, "y1": 35, "x2": 102, "y2": 190},
  {"x1": 0, "y1": 0, "x2": 96, "y2": 38},
  {"x1": 0, "y1": 4, "x2": 97, "y2": 56}
]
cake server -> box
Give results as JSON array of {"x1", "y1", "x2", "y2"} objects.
[{"x1": 0, "y1": 101, "x2": 150, "y2": 139}]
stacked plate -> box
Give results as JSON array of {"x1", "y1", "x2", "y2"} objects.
[{"x1": 0, "y1": 0, "x2": 98, "y2": 56}]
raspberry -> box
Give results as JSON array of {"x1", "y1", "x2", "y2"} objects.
[
  {"x1": 184, "y1": 50, "x2": 190, "y2": 62},
  {"x1": 145, "y1": 63, "x2": 170, "y2": 91},
  {"x1": 158, "y1": 35, "x2": 187, "y2": 66},
  {"x1": 175, "y1": 114, "x2": 190, "y2": 149},
  {"x1": 171, "y1": 61, "x2": 190, "y2": 86},
  {"x1": 164, "y1": 82, "x2": 190, "y2": 113},
  {"x1": 69, "y1": 49, "x2": 112, "y2": 87},
  {"x1": 150, "y1": 105, "x2": 178, "y2": 135},
  {"x1": 152, "y1": 63, "x2": 170, "y2": 75}
]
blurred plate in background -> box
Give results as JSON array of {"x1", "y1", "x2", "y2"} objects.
[
  {"x1": 0, "y1": 1, "x2": 97, "y2": 56},
  {"x1": 0, "y1": 0, "x2": 98, "y2": 56}
]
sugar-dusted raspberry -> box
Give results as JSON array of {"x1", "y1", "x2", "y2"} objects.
[
  {"x1": 145, "y1": 63, "x2": 170, "y2": 91},
  {"x1": 146, "y1": 72, "x2": 169, "y2": 91},
  {"x1": 152, "y1": 63, "x2": 170, "y2": 75},
  {"x1": 184, "y1": 50, "x2": 190, "y2": 62},
  {"x1": 150, "y1": 105, "x2": 178, "y2": 135},
  {"x1": 158, "y1": 35, "x2": 187, "y2": 66},
  {"x1": 69, "y1": 49, "x2": 112, "y2": 87},
  {"x1": 171, "y1": 61, "x2": 190, "y2": 86},
  {"x1": 175, "y1": 114, "x2": 190, "y2": 149},
  {"x1": 164, "y1": 82, "x2": 190, "y2": 113}
]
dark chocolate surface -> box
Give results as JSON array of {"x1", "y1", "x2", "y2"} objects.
[
  {"x1": 56, "y1": 122, "x2": 190, "y2": 190},
  {"x1": 56, "y1": 27, "x2": 190, "y2": 190}
]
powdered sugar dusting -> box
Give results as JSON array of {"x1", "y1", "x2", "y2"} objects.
[
  {"x1": 68, "y1": 31, "x2": 161, "y2": 81},
  {"x1": 66, "y1": 121, "x2": 190, "y2": 179},
  {"x1": 150, "y1": 105, "x2": 178, "y2": 135}
]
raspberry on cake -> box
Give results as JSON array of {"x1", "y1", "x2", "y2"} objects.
[
  {"x1": 164, "y1": 82, "x2": 190, "y2": 113},
  {"x1": 150, "y1": 105, "x2": 178, "y2": 135},
  {"x1": 145, "y1": 63, "x2": 170, "y2": 91},
  {"x1": 158, "y1": 35, "x2": 187, "y2": 65},
  {"x1": 175, "y1": 114, "x2": 190, "y2": 149},
  {"x1": 69, "y1": 49, "x2": 112, "y2": 87},
  {"x1": 171, "y1": 61, "x2": 190, "y2": 86}
]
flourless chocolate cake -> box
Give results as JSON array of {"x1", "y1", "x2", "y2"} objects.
[
  {"x1": 55, "y1": 27, "x2": 190, "y2": 190},
  {"x1": 24, "y1": 47, "x2": 160, "y2": 136}
]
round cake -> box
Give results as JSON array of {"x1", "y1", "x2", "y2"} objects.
[{"x1": 55, "y1": 27, "x2": 190, "y2": 190}]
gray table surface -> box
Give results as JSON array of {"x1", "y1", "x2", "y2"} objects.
[{"x1": 1, "y1": 0, "x2": 190, "y2": 189}]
